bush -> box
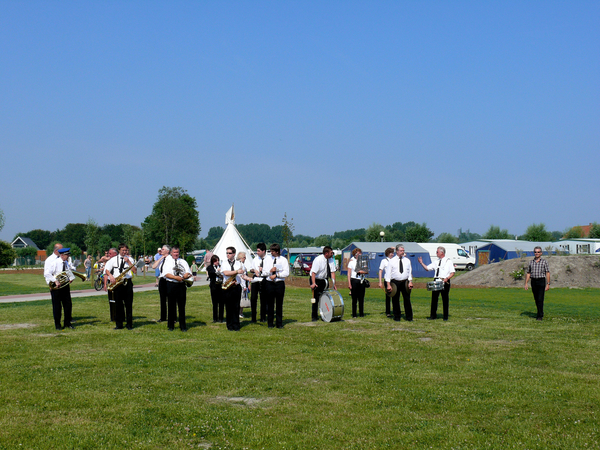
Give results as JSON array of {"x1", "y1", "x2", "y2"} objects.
[
  {"x1": 0, "y1": 240, "x2": 17, "y2": 267},
  {"x1": 510, "y1": 268, "x2": 524, "y2": 280}
]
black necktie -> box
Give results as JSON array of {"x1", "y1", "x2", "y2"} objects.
[
  {"x1": 399, "y1": 258, "x2": 403, "y2": 274},
  {"x1": 160, "y1": 258, "x2": 166, "y2": 273},
  {"x1": 230, "y1": 260, "x2": 235, "y2": 271},
  {"x1": 63, "y1": 261, "x2": 67, "y2": 271},
  {"x1": 326, "y1": 257, "x2": 332, "y2": 279},
  {"x1": 273, "y1": 258, "x2": 277, "y2": 278},
  {"x1": 436, "y1": 259, "x2": 442, "y2": 277}
]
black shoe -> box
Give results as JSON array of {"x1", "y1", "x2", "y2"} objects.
[
  {"x1": 352, "y1": 315, "x2": 357, "y2": 318},
  {"x1": 181, "y1": 328, "x2": 188, "y2": 332},
  {"x1": 126, "y1": 326, "x2": 133, "y2": 330},
  {"x1": 386, "y1": 314, "x2": 392, "y2": 318},
  {"x1": 276, "y1": 325, "x2": 283, "y2": 329},
  {"x1": 427, "y1": 317, "x2": 435, "y2": 320},
  {"x1": 312, "y1": 318, "x2": 318, "y2": 322},
  {"x1": 168, "y1": 328, "x2": 174, "y2": 331},
  {"x1": 212, "y1": 320, "x2": 218, "y2": 323},
  {"x1": 113, "y1": 326, "x2": 123, "y2": 330},
  {"x1": 55, "y1": 326, "x2": 63, "y2": 330},
  {"x1": 406, "y1": 319, "x2": 413, "y2": 322},
  {"x1": 268, "y1": 325, "x2": 275, "y2": 328},
  {"x1": 66, "y1": 325, "x2": 75, "y2": 329},
  {"x1": 394, "y1": 318, "x2": 401, "y2": 322},
  {"x1": 443, "y1": 318, "x2": 448, "y2": 322},
  {"x1": 157, "y1": 319, "x2": 164, "y2": 323},
  {"x1": 536, "y1": 317, "x2": 543, "y2": 321},
  {"x1": 250, "y1": 320, "x2": 257, "y2": 323},
  {"x1": 260, "y1": 319, "x2": 267, "y2": 323}
]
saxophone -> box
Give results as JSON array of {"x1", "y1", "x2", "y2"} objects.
[
  {"x1": 107, "y1": 264, "x2": 134, "y2": 292},
  {"x1": 222, "y1": 274, "x2": 238, "y2": 290}
]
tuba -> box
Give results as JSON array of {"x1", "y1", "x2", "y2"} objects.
[
  {"x1": 355, "y1": 254, "x2": 370, "y2": 283},
  {"x1": 174, "y1": 260, "x2": 194, "y2": 287},
  {"x1": 49, "y1": 270, "x2": 87, "y2": 290}
]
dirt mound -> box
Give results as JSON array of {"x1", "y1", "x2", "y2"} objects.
[{"x1": 453, "y1": 255, "x2": 600, "y2": 288}]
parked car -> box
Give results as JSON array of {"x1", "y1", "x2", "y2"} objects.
[{"x1": 292, "y1": 253, "x2": 318, "y2": 276}]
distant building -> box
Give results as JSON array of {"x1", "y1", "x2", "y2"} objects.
[
  {"x1": 563, "y1": 223, "x2": 595, "y2": 238},
  {"x1": 556, "y1": 239, "x2": 600, "y2": 255},
  {"x1": 10, "y1": 236, "x2": 40, "y2": 250}
]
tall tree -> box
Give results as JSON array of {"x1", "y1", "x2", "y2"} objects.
[
  {"x1": 0, "y1": 240, "x2": 16, "y2": 267},
  {"x1": 522, "y1": 223, "x2": 553, "y2": 242},
  {"x1": 55, "y1": 223, "x2": 87, "y2": 250},
  {"x1": 0, "y1": 208, "x2": 5, "y2": 233},
  {"x1": 84, "y1": 218, "x2": 100, "y2": 257},
  {"x1": 589, "y1": 222, "x2": 600, "y2": 239},
  {"x1": 143, "y1": 186, "x2": 200, "y2": 253},
  {"x1": 457, "y1": 228, "x2": 481, "y2": 242},
  {"x1": 404, "y1": 223, "x2": 434, "y2": 242},
  {"x1": 482, "y1": 225, "x2": 511, "y2": 240},
  {"x1": 436, "y1": 232, "x2": 459, "y2": 243},
  {"x1": 281, "y1": 213, "x2": 295, "y2": 257},
  {"x1": 14, "y1": 229, "x2": 54, "y2": 249},
  {"x1": 365, "y1": 223, "x2": 385, "y2": 242},
  {"x1": 563, "y1": 226, "x2": 583, "y2": 239}
]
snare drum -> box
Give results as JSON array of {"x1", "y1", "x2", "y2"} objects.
[
  {"x1": 426, "y1": 280, "x2": 444, "y2": 291},
  {"x1": 319, "y1": 289, "x2": 344, "y2": 322}
]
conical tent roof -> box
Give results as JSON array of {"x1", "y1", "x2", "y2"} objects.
[{"x1": 210, "y1": 205, "x2": 255, "y2": 268}]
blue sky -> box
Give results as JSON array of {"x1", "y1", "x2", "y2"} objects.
[{"x1": 1, "y1": 1, "x2": 598, "y2": 244}]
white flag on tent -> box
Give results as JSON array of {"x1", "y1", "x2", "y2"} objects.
[{"x1": 225, "y1": 204, "x2": 235, "y2": 225}]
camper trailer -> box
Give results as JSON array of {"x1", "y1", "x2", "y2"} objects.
[{"x1": 419, "y1": 243, "x2": 476, "y2": 271}]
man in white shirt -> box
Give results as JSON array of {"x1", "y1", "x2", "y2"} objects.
[
  {"x1": 163, "y1": 246, "x2": 192, "y2": 331},
  {"x1": 152, "y1": 245, "x2": 171, "y2": 323},
  {"x1": 45, "y1": 247, "x2": 75, "y2": 330},
  {"x1": 378, "y1": 247, "x2": 394, "y2": 317},
  {"x1": 105, "y1": 243, "x2": 137, "y2": 330},
  {"x1": 385, "y1": 244, "x2": 414, "y2": 321},
  {"x1": 221, "y1": 246, "x2": 244, "y2": 331},
  {"x1": 309, "y1": 246, "x2": 336, "y2": 321},
  {"x1": 418, "y1": 246, "x2": 455, "y2": 321},
  {"x1": 262, "y1": 243, "x2": 289, "y2": 328},
  {"x1": 250, "y1": 243, "x2": 267, "y2": 323}
]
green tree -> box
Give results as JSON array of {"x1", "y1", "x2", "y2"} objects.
[
  {"x1": 365, "y1": 223, "x2": 385, "y2": 242},
  {"x1": 16, "y1": 247, "x2": 38, "y2": 258},
  {"x1": 482, "y1": 225, "x2": 511, "y2": 240},
  {"x1": 143, "y1": 186, "x2": 201, "y2": 254},
  {"x1": 404, "y1": 223, "x2": 434, "y2": 242},
  {"x1": 457, "y1": 228, "x2": 481, "y2": 242},
  {"x1": 522, "y1": 223, "x2": 553, "y2": 242},
  {"x1": 98, "y1": 234, "x2": 114, "y2": 253},
  {"x1": 0, "y1": 240, "x2": 16, "y2": 267},
  {"x1": 313, "y1": 235, "x2": 332, "y2": 247},
  {"x1": 281, "y1": 213, "x2": 295, "y2": 258},
  {"x1": 55, "y1": 223, "x2": 87, "y2": 251},
  {"x1": 0, "y1": 208, "x2": 4, "y2": 233},
  {"x1": 589, "y1": 222, "x2": 600, "y2": 239},
  {"x1": 563, "y1": 226, "x2": 584, "y2": 239},
  {"x1": 436, "y1": 232, "x2": 459, "y2": 243},
  {"x1": 84, "y1": 218, "x2": 100, "y2": 257}
]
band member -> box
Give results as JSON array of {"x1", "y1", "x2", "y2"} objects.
[
  {"x1": 163, "y1": 246, "x2": 192, "y2": 331},
  {"x1": 152, "y1": 245, "x2": 171, "y2": 322},
  {"x1": 418, "y1": 246, "x2": 455, "y2": 321},
  {"x1": 105, "y1": 243, "x2": 137, "y2": 330},
  {"x1": 262, "y1": 243, "x2": 289, "y2": 328},
  {"x1": 237, "y1": 252, "x2": 250, "y2": 319},
  {"x1": 221, "y1": 246, "x2": 244, "y2": 331},
  {"x1": 103, "y1": 248, "x2": 118, "y2": 321},
  {"x1": 310, "y1": 246, "x2": 337, "y2": 321},
  {"x1": 44, "y1": 246, "x2": 75, "y2": 330},
  {"x1": 378, "y1": 247, "x2": 395, "y2": 317},
  {"x1": 206, "y1": 255, "x2": 224, "y2": 323},
  {"x1": 250, "y1": 243, "x2": 267, "y2": 323},
  {"x1": 385, "y1": 244, "x2": 414, "y2": 321},
  {"x1": 347, "y1": 248, "x2": 368, "y2": 318},
  {"x1": 524, "y1": 246, "x2": 550, "y2": 321}
]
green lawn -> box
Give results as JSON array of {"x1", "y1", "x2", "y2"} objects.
[{"x1": 1, "y1": 284, "x2": 599, "y2": 449}]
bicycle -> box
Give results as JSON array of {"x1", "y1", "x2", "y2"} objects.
[{"x1": 93, "y1": 271, "x2": 105, "y2": 291}]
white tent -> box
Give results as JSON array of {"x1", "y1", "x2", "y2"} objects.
[{"x1": 206, "y1": 205, "x2": 256, "y2": 269}]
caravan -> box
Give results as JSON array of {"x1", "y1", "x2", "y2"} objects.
[{"x1": 419, "y1": 243, "x2": 475, "y2": 271}]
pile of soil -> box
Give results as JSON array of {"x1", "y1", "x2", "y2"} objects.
[{"x1": 453, "y1": 255, "x2": 600, "y2": 288}]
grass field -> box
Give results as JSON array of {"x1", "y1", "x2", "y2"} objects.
[{"x1": 1, "y1": 280, "x2": 599, "y2": 449}]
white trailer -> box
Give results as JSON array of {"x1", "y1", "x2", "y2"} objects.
[{"x1": 418, "y1": 243, "x2": 476, "y2": 271}]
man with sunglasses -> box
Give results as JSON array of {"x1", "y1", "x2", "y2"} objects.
[{"x1": 524, "y1": 246, "x2": 550, "y2": 321}]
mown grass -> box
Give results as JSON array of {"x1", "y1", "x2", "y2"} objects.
[{"x1": 0, "y1": 284, "x2": 599, "y2": 449}]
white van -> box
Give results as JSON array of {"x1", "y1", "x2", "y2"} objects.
[{"x1": 418, "y1": 243, "x2": 476, "y2": 271}]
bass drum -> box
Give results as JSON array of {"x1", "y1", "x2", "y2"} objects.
[{"x1": 319, "y1": 289, "x2": 344, "y2": 322}]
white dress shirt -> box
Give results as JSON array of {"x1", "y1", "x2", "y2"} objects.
[
  {"x1": 251, "y1": 256, "x2": 265, "y2": 283},
  {"x1": 262, "y1": 254, "x2": 289, "y2": 282},
  {"x1": 425, "y1": 257, "x2": 455, "y2": 280},
  {"x1": 223, "y1": 258, "x2": 244, "y2": 285},
  {"x1": 310, "y1": 254, "x2": 336, "y2": 279},
  {"x1": 104, "y1": 255, "x2": 135, "y2": 279},
  {"x1": 162, "y1": 257, "x2": 192, "y2": 283},
  {"x1": 43, "y1": 253, "x2": 60, "y2": 284},
  {"x1": 385, "y1": 255, "x2": 412, "y2": 282}
]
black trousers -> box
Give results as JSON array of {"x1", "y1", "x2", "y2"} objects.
[
  {"x1": 224, "y1": 284, "x2": 241, "y2": 331},
  {"x1": 210, "y1": 285, "x2": 224, "y2": 322},
  {"x1": 249, "y1": 280, "x2": 261, "y2": 322},
  {"x1": 531, "y1": 277, "x2": 546, "y2": 318},
  {"x1": 167, "y1": 281, "x2": 187, "y2": 330},
  {"x1": 350, "y1": 278, "x2": 366, "y2": 317},
  {"x1": 51, "y1": 286, "x2": 72, "y2": 328},
  {"x1": 113, "y1": 280, "x2": 134, "y2": 329},
  {"x1": 265, "y1": 281, "x2": 285, "y2": 328},
  {"x1": 430, "y1": 280, "x2": 450, "y2": 320},
  {"x1": 390, "y1": 279, "x2": 412, "y2": 321},
  {"x1": 313, "y1": 279, "x2": 328, "y2": 320},
  {"x1": 158, "y1": 277, "x2": 168, "y2": 321}
]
